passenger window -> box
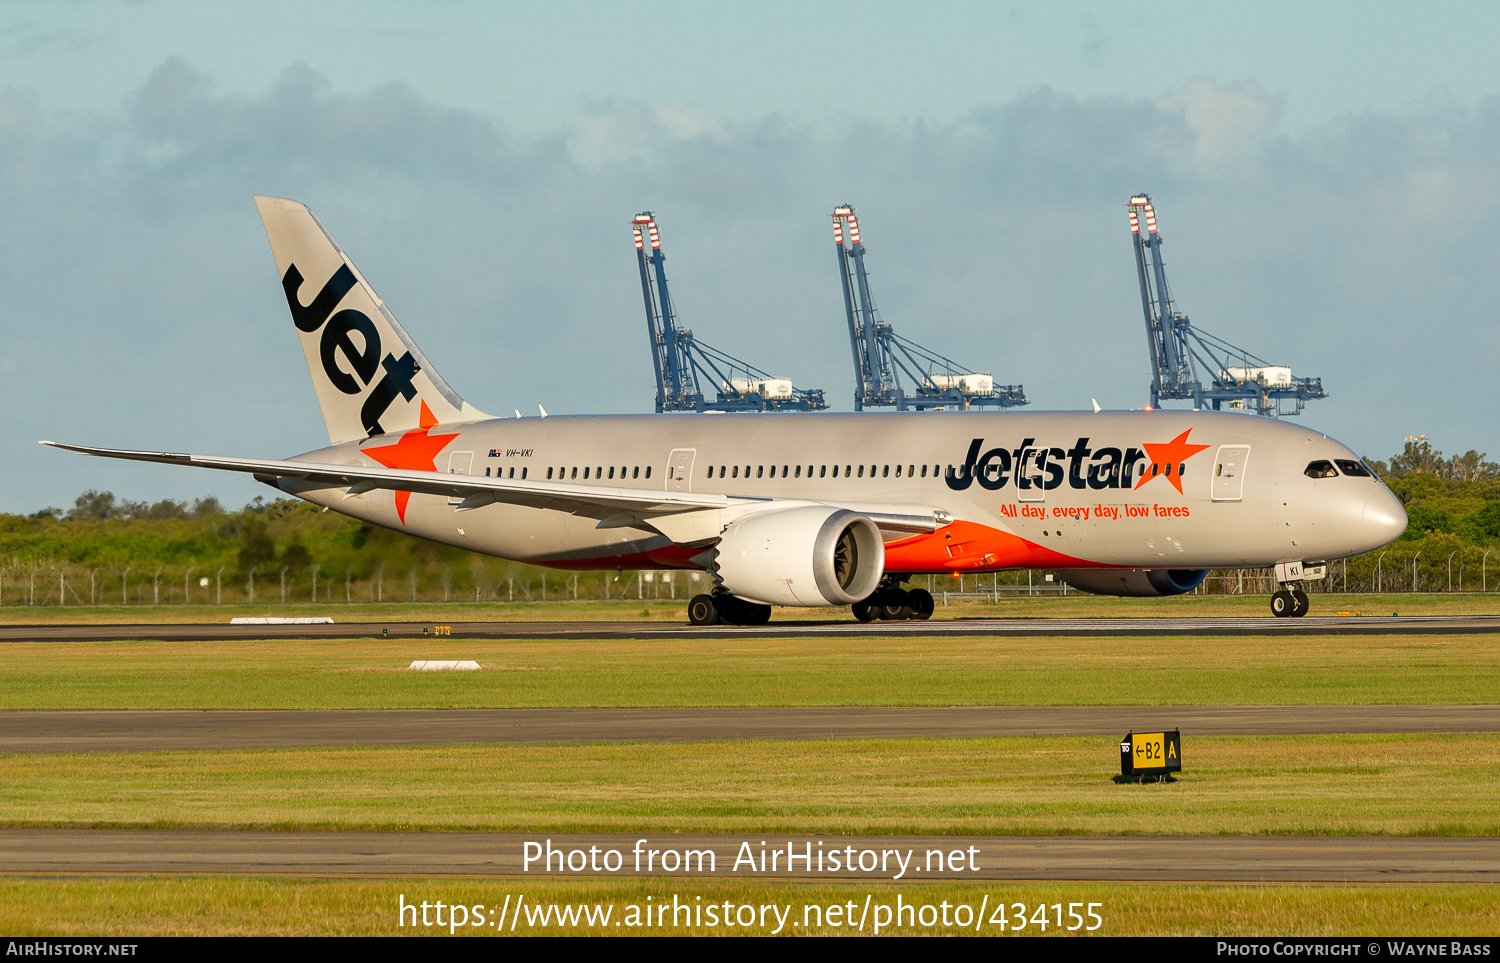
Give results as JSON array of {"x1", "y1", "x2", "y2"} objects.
[
  {"x1": 521, "y1": 467, "x2": 527, "y2": 479},
  {"x1": 857, "y1": 465, "x2": 864, "y2": 478},
  {"x1": 757, "y1": 466, "x2": 764, "y2": 478},
  {"x1": 820, "y1": 466, "x2": 826, "y2": 477},
  {"x1": 633, "y1": 466, "x2": 640, "y2": 479},
  {"x1": 583, "y1": 467, "x2": 590, "y2": 480},
  {"x1": 795, "y1": 465, "x2": 802, "y2": 477},
  {"x1": 645, "y1": 466, "x2": 651, "y2": 479},
  {"x1": 1304, "y1": 460, "x2": 1338, "y2": 479},
  {"x1": 705, "y1": 467, "x2": 712, "y2": 478},
  {"x1": 547, "y1": 467, "x2": 554, "y2": 480},
  {"x1": 921, "y1": 465, "x2": 927, "y2": 478},
  {"x1": 732, "y1": 466, "x2": 739, "y2": 478},
  {"x1": 1335, "y1": 459, "x2": 1373, "y2": 477}
]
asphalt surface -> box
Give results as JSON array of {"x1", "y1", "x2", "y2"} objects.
[
  {"x1": 2, "y1": 830, "x2": 1494, "y2": 883},
  {"x1": 4, "y1": 705, "x2": 1496, "y2": 753},
  {"x1": 2, "y1": 614, "x2": 1499, "y2": 642}
]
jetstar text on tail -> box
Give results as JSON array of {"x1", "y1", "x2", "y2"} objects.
[
  {"x1": 282, "y1": 263, "x2": 421, "y2": 436},
  {"x1": 945, "y1": 431, "x2": 1211, "y2": 494}
]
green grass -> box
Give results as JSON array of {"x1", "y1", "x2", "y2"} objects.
[
  {"x1": 0, "y1": 878, "x2": 1495, "y2": 936},
  {"x1": 3, "y1": 735, "x2": 1496, "y2": 835},
  {"x1": 0, "y1": 591, "x2": 1497, "y2": 624},
  {"x1": 1, "y1": 632, "x2": 1496, "y2": 708}
]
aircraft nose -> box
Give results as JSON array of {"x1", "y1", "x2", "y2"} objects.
[{"x1": 1362, "y1": 489, "x2": 1407, "y2": 549}]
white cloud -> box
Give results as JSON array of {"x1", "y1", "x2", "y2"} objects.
[{"x1": 1155, "y1": 76, "x2": 1283, "y2": 168}]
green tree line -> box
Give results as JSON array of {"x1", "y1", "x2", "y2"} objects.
[{"x1": 1, "y1": 493, "x2": 704, "y2": 605}]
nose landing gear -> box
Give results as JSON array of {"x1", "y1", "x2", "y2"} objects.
[
  {"x1": 1270, "y1": 587, "x2": 1309, "y2": 618},
  {"x1": 1270, "y1": 562, "x2": 1324, "y2": 618}
]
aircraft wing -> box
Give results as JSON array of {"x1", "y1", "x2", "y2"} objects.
[
  {"x1": 40, "y1": 441, "x2": 943, "y2": 536},
  {"x1": 40, "y1": 441, "x2": 732, "y2": 515}
]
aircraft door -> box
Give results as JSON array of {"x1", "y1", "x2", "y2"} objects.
[
  {"x1": 666, "y1": 449, "x2": 696, "y2": 492},
  {"x1": 1211, "y1": 446, "x2": 1250, "y2": 502},
  {"x1": 447, "y1": 451, "x2": 473, "y2": 504},
  {"x1": 1017, "y1": 448, "x2": 1046, "y2": 503}
]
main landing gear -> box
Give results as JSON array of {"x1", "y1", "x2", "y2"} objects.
[
  {"x1": 1270, "y1": 587, "x2": 1309, "y2": 618},
  {"x1": 688, "y1": 590, "x2": 771, "y2": 626},
  {"x1": 852, "y1": 576, "x2": 935, "y2": 622}
]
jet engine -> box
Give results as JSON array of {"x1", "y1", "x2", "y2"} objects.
[
  {"x1": 712, "y1": 507, "x2": 885, "y2": 606},
  {"x1": 1054, "y1": 568, "x2": 1208, "y2": 597}
]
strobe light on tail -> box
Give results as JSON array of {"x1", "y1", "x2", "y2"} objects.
[{"x1": 42, "y1": 197, "x2": 1407, "y2": 624}]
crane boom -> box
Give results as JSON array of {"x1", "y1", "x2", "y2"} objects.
[
  {"x1": 1127, "y1": 193, "x2": 1327, "y2": 417},
  {"x1": 832, "y1": 205, "x2": 1027, "y2": 412},
  {"x1": 632, "y1": 212, "x2": 828, "y2": 413}
]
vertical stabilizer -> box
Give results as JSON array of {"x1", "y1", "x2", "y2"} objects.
[{"x1": 255, "y1": 196, "x2": 490, "y2": 444}]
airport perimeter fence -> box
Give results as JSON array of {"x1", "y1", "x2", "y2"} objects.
[
  {"x1": 1, "y1": 547, "x2": 1496, "y2": 606},
  {"x1": 0, "y1": 561, "x2": 721, "y2": 606}
]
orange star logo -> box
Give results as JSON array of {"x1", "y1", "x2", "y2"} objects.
[
  {"x1": 1134, "y1": 428, "x2": 1211, "y2": 495},
  {"x1": 361, "y1": 401, "x2": 460, "y2": 523}
]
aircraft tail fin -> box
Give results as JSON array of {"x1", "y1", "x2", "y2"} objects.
[{"x1": 254, "y1": 196, "x2": 491, "y2": 445}]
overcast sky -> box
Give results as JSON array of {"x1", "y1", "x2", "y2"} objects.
[{"x1": 2, "y1": 1, "x2": 1497, "y2": 511}]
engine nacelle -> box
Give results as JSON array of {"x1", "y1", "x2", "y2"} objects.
[
  {"x1": 713, "y1": 507, "x2": 885, "y2": 606},
  {"x1": 1054, "y1": 568, "x2": 1208, "y2": 597}
]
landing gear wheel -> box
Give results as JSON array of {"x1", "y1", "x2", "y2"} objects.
[
  {"x1": 714, "y1": 595, "x2": 771, "y2": 626},
  {"x1": 741, "y1": 602, "x2": 772, "y2": 626},
  {"x1": 1290, "y1": 589, "x2": 1309, "y2": 618},
  {"x1": 1270, "y1": 591, "x2": 1293, "y2": 618},
  {"x1": 688, "y1": 594, "x2": 720, "y2": 626},
  {"x1": 907, "y1": 588, "x2": 935, "y2": 621},
  {"x1": 852, "y1": 600, "x2": 877, "y2": 622},
  {"x1": 879, "y1": 590, "x2": 914, "y2": 620}
]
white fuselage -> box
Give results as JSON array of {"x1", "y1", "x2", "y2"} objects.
[{"x1": 276, "y1": 409, "x2": 1406, "y2": 575}]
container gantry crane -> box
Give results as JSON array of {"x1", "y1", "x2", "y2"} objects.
[
  {"x1": 832, "y1": 205, "x2": 1027, "y2": 411},
  {"x1": 633, "y1": 212, "x2": 827, "y2": 413},
  {"x1": 1128, "y1": 193, "x2": 1327, "y2": 416}
]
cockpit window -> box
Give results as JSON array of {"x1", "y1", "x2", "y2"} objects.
[
  {"x1": 1335, "y1": 459, "x2": 1373, "y2": 478},
  {"x1": 1304, "y1": 460, "x2": 1338, "y2": 479}
]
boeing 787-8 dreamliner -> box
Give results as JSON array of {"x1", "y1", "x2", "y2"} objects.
[{"x1": 45, "y1": 198, "x2": 1406, "y2": 624}]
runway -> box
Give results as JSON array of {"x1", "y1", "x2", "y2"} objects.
[
  {"x1": 1, "y1": 830, "x2": 1493, "y2": 883},
  {"x1": 5, "y1": 705, "x2": 1496, "y2": 753},
  {"x1": 2, "y1": 613, "x2": 1499, "y2": 642}
]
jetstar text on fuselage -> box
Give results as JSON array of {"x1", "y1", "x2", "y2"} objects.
[{"x1": 945, "y1": 430, "x2": 1211, "y2": 495}]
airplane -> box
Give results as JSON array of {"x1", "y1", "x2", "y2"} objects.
[{"x1": 43, "y1": 197, "x2": 1407, "y2": 624}]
